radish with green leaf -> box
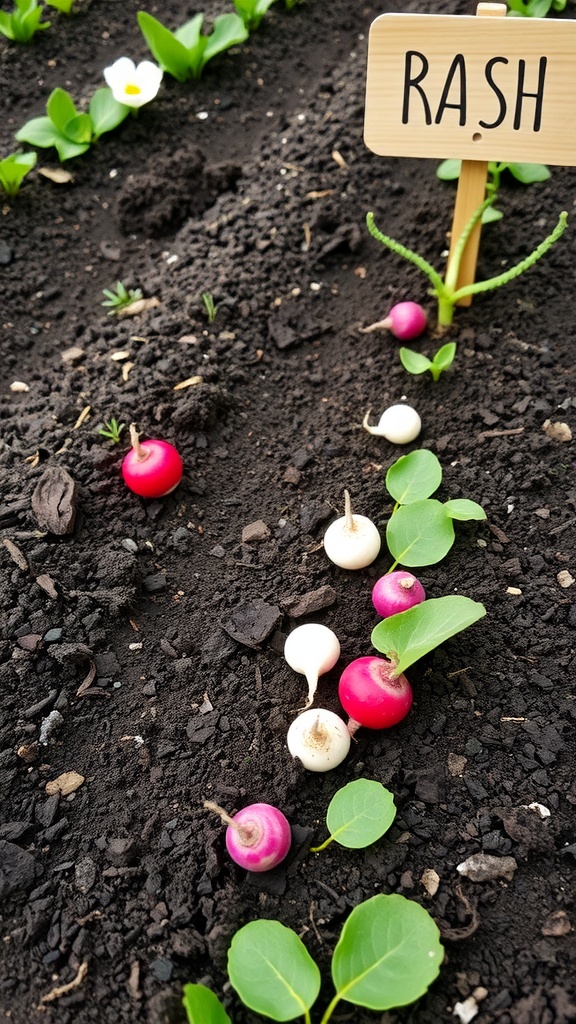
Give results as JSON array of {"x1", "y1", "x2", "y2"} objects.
[
  {"x1": 372, "y1": 570, "x2": 425, "y2": 618},
  {"x1": 338, "y1": 656, "x2": 413, "y2": 736}
]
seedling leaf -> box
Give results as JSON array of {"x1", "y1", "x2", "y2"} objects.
[
  {"x1": 386, "y1": 499, "x2": 455, "y2": 567},
  {"x1": 174, "y1": 12, "x2": 203, "y2": 49},
  {"x1": 47, "y1": 88, "x2": 78, "y2": 135},
  {"x1": 315, "y1": 779, "x2": 395, "y2": 851},
  {"x1": 203, "y1": 13, "x2": 249, "y2": 68},
  {"x1": 137, "y1": 11, "x2": 194, "y2": 81},
  {"x1": 89, "y1": 88, "x2": 129, "y2": 138},
  {"x1": 16, "y1": 116, "x2": 61, "y2": 149},
  {"x1": 443, "y1": 499, "x2": 486, "y2": 522},
  {"x1": 228, "y1": 919, "x2": 321, "y2": 1021},
  {"x1": 507, "y1": 162, "x2": 551, "y2": 184},
  {"x1": 398, "y1": 348, "x2": 431, "y2": 376},
  {"x1": 371, "y1": 595, "x2": 486, "y2": 675},
  {"x1": 386, "y1": 449, "x2": 442, "y2": 505},
  {"x1": 331, "y1": 893, "x2": 444, "y2": 1009},
  {"x1": 63, "y1": 113, "x2": 93, "y2": 145},
  {"x1": 182, "y1": 983, "x2": 231, "y2": 1024},
  {"x1": 436, "y1": 158, "x2": 461, "y2": 181}
]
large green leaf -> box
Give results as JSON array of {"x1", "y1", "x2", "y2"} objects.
[
  {"x1": 182, "y1": 983, "x2": 231, "y2": 1024},
  {"x1": 371, "y1": 595, "x2": 486, "y2": 675},
  {"x1": 228, "y1": 920, "x2": 321, "y2": 1021},
  {"x1": 386, "y1": 449, "x2": 442, "y2": 505},
  {"x1": 323, "y1": 779, "x2": 396, "y2": 850},
  {"x1": 331, "y1": 894, "x2": 444, "y2": 1010},
  {"x1": 47, "y1": 88, "x2": 78, "y2": 134},
  {"x1": 443, "y1": 498, "x2": 486, "y2": 522},
  {"x1": 89, "y1": 88, "x2": 129, "y2": 138},
  {"x1": 386, "y1": 499, "x2": 454, "y2": 567},
  {"x1": 137, "y1": 11, "x2": 194, "y2": 81}
]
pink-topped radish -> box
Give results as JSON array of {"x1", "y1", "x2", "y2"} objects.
[
  {"x1": 372, "y1": 571, "x2": 426, "y2": 618},
  {"x1": 122, "y1": 423, "x2": 183, "y2": 498},
  {"x1": 361, "y1": 301, "x2": 427, "y2": 341},
  {"x1": 204, "y1": 800, "x2": 291, "y2": 873},
  {"x1": 338, "y1": 656, "x2": 413, "y2": 737}
]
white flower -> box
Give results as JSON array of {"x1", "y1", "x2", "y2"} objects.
[{"x1": 103, "y1": 57, "x2": 163, "y2": 109}]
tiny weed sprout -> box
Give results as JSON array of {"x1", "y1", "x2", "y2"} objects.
[
  {"x1": 338, "y1": 656, "x2": 413, "y2": 736},
  {"x1": 233, "y1": 0, "x2": 277, "y2": 31},
  {"x1": 400, "y1": 342, "x2": 456, "y2": 383},
  {"x1": 287, "y1": 709, "x2": 351, "y2": 772},
  {"x1": 0, "y1": 151, "x2": 36, "y2": 196},
  {"x1": 0, "y1": 0, "x2": 50, "y2": 42},
  {"x1": 284, "y1": 623, "x2": 341, "y2": 708},
  {"x1": 201, "y1": 291, "x2": 218, "y2": 323},
  {"x1": 137, "y1": 10, "x2": 249, "y2": 82},
  {"x1": 366, "y1": 203, "x2": 568, "y2": 328},
  {"x1": 361, "y1": 301, "x2": 427, "y2": 341},
  {"x1": 103, "y1": 57, "x2": 163, "y2": 109},
  {"x1": 203, "y1": 800, "x2": 291, "y2": 873},
  {"x1": 323, "y1": 490, "x2": 381, "y2": 569},
  {"x1": 121, "y1": 423, "x2": 183, "y2": 498},
  {"x1": 102, "y1": 281, "x2": 143, "y2": 314},
  {"x1": 97, "y1": 418, "x2": 125, "y2": 445},
  {"x1": 16, "y1": 86, "x2": 132, "y2": 162},
  {"x1": 310, "y1": 778, "x2": 396, "y2": 853},
  {"x1": 183, "y1": 893, "x2": 444, "y2": 1022},
  {"x1": 363, "y1": 403, "x2": 421, "y2": 445},
  {"x1": 372, "y1": 570, "x2": 426, "y2": 619}
]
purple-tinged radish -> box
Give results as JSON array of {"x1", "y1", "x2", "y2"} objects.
[
  {"x1": 363, "y1": 404, "x2": 421, "y2": 444},
  {"x1": 287, "y1": 709, "x2": 351, "y2": 772},
  {"x1": 204, "y1": 800, "x2": 291, "y2": 873},
  {"x1": 372, "y1": 571, "x2": 426, "y2": 619},
  {"x1": 361, "y1": 302, "x2": 427, "y2": 341},
  {"x1": 284, "y1": 623, "x2": 340, "y2": 708},
  {"x1": 323, "y1": 490, "x2": 381, "y2": 569},
  {"x1": 338, "y1": 656, "x2": 413, "y2": 736}
]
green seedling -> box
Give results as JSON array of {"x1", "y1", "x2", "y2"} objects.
[
  {"x1": 137, "y1": 10, "x2": 249, "y2": 81},
  {"x1": 437, "y1": 159, "x2": 551, "y2": 222},
  {"x1": 372, "y1": 594, "x2": 486, "y2": 677},
  {"x1": 399, "y1": 341, "x2": 456, "y2": 382},
  {"x1": 201, "y1": 291, "x2": 218, "y2": 323},
  {"x1": 507, "y1": 0, "x2": 566, "y2": 15},
  {"x1": 45, "y1": 0, "x2": 75, "y2": 12},
  {"x1": 183, "y1": 894, "x2": 444, "y2": 1023},
  {"x1": 16, "y1": 87, "x2": 130, "y2": 162},
  {"x1": 310, "y1": 779, "x2": 396, "y2": 853},
  {"x1": 0, "y1": 0, "x2": 50, "y2": 42},
  {"x1": 97, "y1": 418, "x2": 126, "y2": 444},
  {"x1": 0, "y1": 151, "x2": 37, "y2": 196},
  {"x1": 366, "y1": 201, "x2": 568, "y2": 328},
  {"x1": 101, "y1": 281, "x2": 143, "y2": 314},
  {"x1": 233, "y1": 0, "x2": 277, "y2": 30}
]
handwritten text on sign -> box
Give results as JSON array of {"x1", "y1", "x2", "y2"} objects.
[{"x1": 364, "y1": 14, "x2": 576, "y2": 165}]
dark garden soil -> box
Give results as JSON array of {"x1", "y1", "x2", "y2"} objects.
[{"x1": 1, "y1": 0, "x2": 576, "y2": 1021}]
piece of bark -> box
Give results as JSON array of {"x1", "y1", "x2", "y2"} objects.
[{"x1": 31, "y1": 466, "x2": 77, "y2": 535}]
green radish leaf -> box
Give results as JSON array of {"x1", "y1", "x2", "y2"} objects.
[
  {"x1": 182, "y1": 984, "x2": 231, "y2": 1024},
  {"x1": 371, "y1": 595, "x2": 486, "y2": 675},
  {"x1": 436, "y1": 158, "x2": 461, "y2": 181},
  {"x1": 433, "y1": 342, "x2": 457, "y2": 373},
  {"x1": 386, "y1": 449, "x2": 442, "y2": 505},
  {"x1": 331, "y1": 893, "x2": 444, "y2": 1010},
  {"x1": 15, "y1": 116, "x2": 61, "y2": 149},
  {"x1": 174, "y1": 12, "x2": 203, "y2": 50},
  {"x1": 399, "y1": 348, "x2": 432, "y2": 376},
  {"x1": 202, "y1": 13, "x2": 249, "y2": 71},
  {"x1": 89, "y1": 88, "x2": 129, "y2": 138},
  {"x1": 228, "y1": 920, "x2": 321, "y2": 1021},
  {"x1": 137, "y1": 11, "x2": 194, "y2": 81},
  {"x1": 323, "y1": 779, "x2": 396, "y2": 849},
  {"x1": 443, "y1": 498, "x2": 486, "y2": 522},
  {"x1": 506, "y1": 162, "x2": 551, "y2": 184},
  {"x1": 47, "y1": 88, "x2": 78, "y2": 134},
  {"x1": 386, "y1": 499, "x2": 454, "y2": 567}
]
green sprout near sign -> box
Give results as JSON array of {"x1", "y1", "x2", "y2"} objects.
[
  {"x1": 399, "y1": 341, "x2": 456, "y2": 382},
  {"x1": 507, "y1": 0, "x2": 567, "y2": 16},
  {"x1": 366, "y1": 199, "x2": 568, "y2": 328},
  {"x1": 137, "y1": 10, "x2": 249, "y2": 81}
]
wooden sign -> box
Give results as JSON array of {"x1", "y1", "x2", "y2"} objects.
[{"x1": 365, "y1": 9, "x2": 576, "y2": 165}]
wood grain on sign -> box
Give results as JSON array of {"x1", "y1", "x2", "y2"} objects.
[{"x1": 365, "y1": 12, "x2": 576, "y2": 165}]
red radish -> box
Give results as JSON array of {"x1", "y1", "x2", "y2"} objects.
[
  {"x1": 372, "y1": 571, "x2": 426, "y2": 618},
  {"x1": 338, "y1": 656, "x2": 413, "y2": 736},
  {"x1": 204, "y1": 800, "x2": 291, "y2": 873},
  {"x1": 122, "y1": 423, "x2": 183, "y2": 498},
  {"x1": 361, "y1": 302, "x2": 427, "y2": 341}
]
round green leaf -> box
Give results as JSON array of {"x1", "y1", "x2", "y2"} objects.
[
  {"x1": 228, "y1": 920, "x2": 321, "y2": 1021},
  {"x1": 332, "y1": 894, "x2": 444, "y2": 1010},
  {"x1": 386, "y1": 499, "x2": 454, "y2": 567},
  {"x1": 371, "y1": 594, "x2": 486, "y2": 675},
  {"x1": 386, "y1": 449, "x2": 442, "y2": 505},
  {"x1": 507, "y1": 162, "x2": 551, "y2": 184},
  {"x1": 182, "y1": 983, "x2": 231, "y2": 1024},
  {"x1": 443, "y1": 498, "x2": 486, "y2": 522},
  {"x1": 399, "y1": 347, "x2": 432, "y2": 376},
  {"x1": 325, "y1": 779, "x2": 396, "y2": 849},
  {"x1": 436, "y1": 158, "x2": 461, "y2": 181}
]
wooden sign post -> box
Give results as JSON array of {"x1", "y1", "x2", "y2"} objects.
[{"x1": 364, "y1": 4, "x2": 576, "y2": 304}]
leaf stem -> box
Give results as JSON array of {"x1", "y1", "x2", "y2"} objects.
[
  {"x1": 309, "y1": 835, "x2": 334, "y2": 853},
  {"x1": 318, "y1": 993, "x2": 341, "y2": 1024}
]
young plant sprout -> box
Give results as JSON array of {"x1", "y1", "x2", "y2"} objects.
[
  {"x1": 287, "y1": 709, "x2": 351, "y2": 772},
  {"x1": 366, "y1": 202, "x2": 568, "y2": 328},
  {"x1": 232, "y1": 0, "x2": 277, "y2": 31},
  {"x1": 363, "y1": 404, "x2": 421, "y2": 445},
  {"x1": 310, "y1": 778, "x2": 396, "y2": 853},
  {"x1": 361, "y1": 301, "x2": 427, "y2": 341},
  {"x1": 0, "y1": 0, "x2": 50, "y2": 42},
  {"x1": 284, "y1": 623, "x2": 341, "y2": 708},
  {"x1": 137, "y1": 10, "x2": 249, "y2": 82},
  {"x1": 399, "y1": 342, "x2": 456, "y2": 382},
  {"x1": 338, "y1": 656, "x2": 413, "y2": 737},
  {"x1": 0, "y1": 151, "x2": 36, "y2": 196},
  {"x1": 103, "y1": 57, "x2": 163, "y2": 108},
  {"x1": 121, "y1": 423, "x2": 183, "y2": 498},
  {"x1": 372, "y1": 570, "x2": 426, "y2": 619},
  {"x1": 201, "y1": 291, "x2": 218, "y2": 323},
  {"x1": 102, "y1": 281, "x2": 143, "y2": 314},
  {"x1": 203, "y1": 800, "x2": 291, "y2": 873},
  {"x1": 16, "y1": 86, "x2": 133, "y2": 162},
  {"x1": 45, "y1": 0, "x2": 75, "y2": 12},
  {"x1": 97, "y1": 417, "x2": 126, "y2": 444},
  {"x1": 323, "y1": 490, "x2": 381, "y2": 569},
  {"x1": 437, "y1": 159, "x2": 552, "y2": 223}
]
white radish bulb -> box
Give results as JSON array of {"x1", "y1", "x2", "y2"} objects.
[
  {"x1": 363, "y1": 405, "x2": 421, "y2": 445},
  {"x1": 284, "y1": 624, "x2": 341, "y2": 708},
  {"x1": 323, "y1": 490, "x2": 381, "y2": 570},
  {"x1": 287, "y1": 709, "x2": 351, "y2": 772}
]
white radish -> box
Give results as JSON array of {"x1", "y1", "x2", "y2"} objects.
[
  {"x1": 323, "y1": 490, "x2": 381, "y2": 570},
  {"x1": 284, "y1": 624, "x2": 341, "y2": 708},
  {"x1": 363, "y1": 404, "x2": 421, "y2": 444},
  {"x1": 287, "y1": 709, "x2": 350, "y2": 772}
]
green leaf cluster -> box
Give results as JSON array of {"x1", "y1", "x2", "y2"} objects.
[
  {"x1": 15, "y1": 87, "x2": 130, "y2": 161},
  {"x1": 233, "y1": 0, "x2": 277, "y2": 30},
  {"x1": 399, "y1": 341, "x2": 456, "y2": 382},
  {"x1": 101, "y1": 281, "x2": 143, "y2": 314},
  {"x1": 183, "y1": 894, "x2": 444, "y2": 1023},
  {"x1": 137, "y1": 11, "x2": 249, "y2": 81},
  {"x1": 0, "y1": 151, "x2": 37, "y2": 196},
  {"x1": 0, "y1": 0, "x2": 50, "y2": 42},
  {"x1": 436, "y1": 159, "x2": 551, "y2": 223},
  {"x1": 310, "y1": 779, "x2": 396, "y2": 852},
  {"x1": 45, "y1": 0, "x2": 75, "y2": 11},
  {"x1": 506, "y1": 0, "x2": 566, "y2": 15}
]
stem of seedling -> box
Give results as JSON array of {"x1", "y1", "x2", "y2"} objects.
[
  {"x1": 129, "y1": 423, "x2": 149, "y2": 462},
  {"x1": 203, "y1": 800, "x2": 255, "y2": 845}
]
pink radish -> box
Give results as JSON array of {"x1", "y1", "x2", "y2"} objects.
[
  {"x1": 122, "y1": 423, "x2": 183, "y2": 498},
  {"x1": 372, "y1": 571, "x2": 426, "y2": 618},
  {"x1": 204, "y1": 800, "x2": 291, "y2": 873},
  {"x1": 361, "y1": 302, "x2": 427, "y2": 341},
  {"x1": 338, "y1": 656, "x2": 413, "y2": 736}
]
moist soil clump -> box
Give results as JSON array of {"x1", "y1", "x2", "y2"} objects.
[{"x1": 1, "y1": 1, "x2": 576, "y2": 1022}]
